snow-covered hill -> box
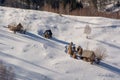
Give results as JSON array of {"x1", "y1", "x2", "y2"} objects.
[{"x1": 0, "y1": 6, "x2": 120, "y2": 80}]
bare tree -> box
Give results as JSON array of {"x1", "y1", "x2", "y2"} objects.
[
  {"x1": 94, "y1": 46, "x2": 107, "y2": 60},
  {"x1": 0, "y1": 61, "x2": 7, "y2": 80},
  {"x1": 84, "y1": 25, "x2": 91, "y2": 39},
  {"x1": 7, "y1": 67, "x2": 15, "y2": 80},
  {"x1": 0, "y1": 60, "x2": 16, "y2": 80}
]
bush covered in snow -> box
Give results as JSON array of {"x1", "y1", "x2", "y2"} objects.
[{"x1": 94, "y1": 46, "x2": 107, "y2": 60}]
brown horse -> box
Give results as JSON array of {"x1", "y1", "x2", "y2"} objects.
[
  {"x1": 67, "y1": 42, "x2": 74, "y2": 56},
  {"x1": 72, "y1": 52, "x2": 77, "y2": 59},
  {"x1": 67, "y1": 44, "x2": 73, "y2": 56},
  {"x1": 77, "y1": 46, "x2": 83, "y2": 56}
]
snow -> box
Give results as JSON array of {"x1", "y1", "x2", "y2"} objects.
[
  {"x1": 0, "y1": 6, "x2": 120, "y2": 80},
  {"x1": 105, "y1": 3, "x2": 120, "y2": 12}
]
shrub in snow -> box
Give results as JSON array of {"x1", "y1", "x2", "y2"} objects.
[
  {"x1": 0, "y1": 61, "x2": 15, "y2": 80},
  {"x1": 94, "y1": 46, "x2": 107, "y2": 61},
  {"x1": 84, "y1": 25, "x2": 91, "y2": 39}
]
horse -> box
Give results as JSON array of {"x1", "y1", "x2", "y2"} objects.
[{"x1": 77, "y1": 46, "x2": 83, "y2": 56}]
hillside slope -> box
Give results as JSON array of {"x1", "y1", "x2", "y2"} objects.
[{"x1": 0, "y1": 6, "x2": 120, "y2": 80}]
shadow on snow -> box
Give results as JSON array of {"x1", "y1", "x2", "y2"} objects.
[
  {"x1": 51, "y1": 37, "x2": 69, "y2": 45},
  {"x1": 24, "y1": 31, "x2": 69, "y2": 45},
  {"x1": 98, "y1": 62, "x2": 120, "y2": 75}
]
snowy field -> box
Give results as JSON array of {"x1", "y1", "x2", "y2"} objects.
[{"x1": 0, "y1": 6, "x2": 120, "y2": 80}]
